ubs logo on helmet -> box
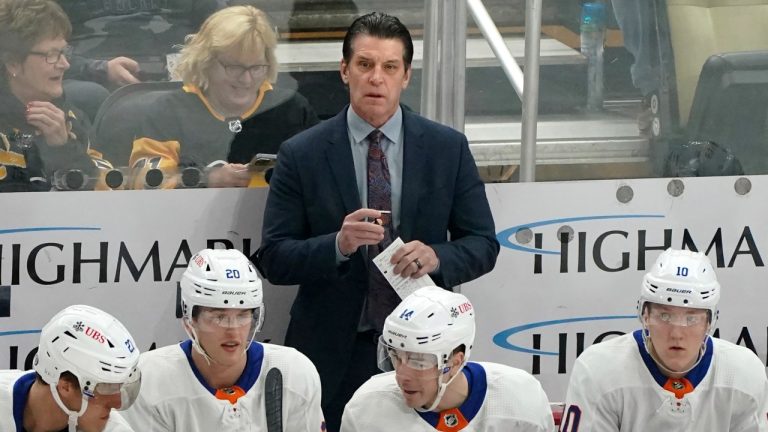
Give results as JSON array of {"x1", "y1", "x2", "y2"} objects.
[{"x1": 84, "y1": 326, "x2": 106, "y2": 344}]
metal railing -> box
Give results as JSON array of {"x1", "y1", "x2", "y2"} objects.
[{"x1": 421, "y1": 0, "x2": 543, "y2": 181}]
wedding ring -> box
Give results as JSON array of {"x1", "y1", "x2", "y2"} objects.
[{"x1": 414, "y1": 258, "x2": 423, "y2": 270}]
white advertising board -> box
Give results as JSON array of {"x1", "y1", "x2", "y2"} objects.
[
  {"x1": 0, "y1": 188, "x2": 297, "y2": 370},
  {"x1": 2, "y1": 176, "x2": 766, "y2": 403},
  {"x1": 468, "y1": 176, "x2": 768, "y2": 401}
]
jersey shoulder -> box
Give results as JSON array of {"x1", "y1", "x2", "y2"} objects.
[
  {"x1": 710, "y1": 338, "x2": 768, "y2": 393},
  {"x1": 261, "y1": 343, "x2": 322, "y2": 394}
]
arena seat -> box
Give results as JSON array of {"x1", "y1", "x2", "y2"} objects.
[
  {"x1": 91, "y1": 81, "x2": 183, "y2": 168},
  {"x1": 666, "y1": 0, "x2": 768, "y2": 126}
]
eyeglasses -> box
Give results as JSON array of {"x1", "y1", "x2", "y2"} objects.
[
  {"x1": 649, "y1": 310, "x2": 708, "y2": 327},
  {"x1": 386, "y1": 347, "x2": 439, "y2": 371},
  {"x1": 218, "y1": 60, "x2": 269, "y2": 79},
  {"x1": 197, "y1": 309, "x2": 258, "y2": 329},
  {"x1": 28, "y1": 45, "x2": 73, "y2": 64}
]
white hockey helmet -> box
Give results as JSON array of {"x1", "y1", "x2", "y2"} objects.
[
  {"x1": 34, "y1": 305, "x2": 141, "y2": 431},
  {"x1": 379, "y1": 286, "x2": 475, "y2": 411},
  {"x1": 180, "y1": 249, "x2": 264, "y2": 359},
  {"x1": 638, "y1": 248, "x2": 720, "y2": 329},
  {"x1": 180, "y1": 249, "x2": 264, "y2": 319}
]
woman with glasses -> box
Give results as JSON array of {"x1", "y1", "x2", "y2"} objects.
[
  {"x1": 0, "y1": 0, "x2": 107, "y2": 192},
  {"x1": 128, "y1": 5, "x2": 318, "y2": 189},
  {"x1": 560, "y1": 248, "x2": 768, "y2": 431}
]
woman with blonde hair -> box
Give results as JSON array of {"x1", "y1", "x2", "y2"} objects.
[{"x1": 129, "y1": 5, "x2": 318, "y2": 189}]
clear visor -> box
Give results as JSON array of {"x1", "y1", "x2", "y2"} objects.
[
  {"x1": 83, "y1": 366, "x2": 142, "y2": 410},
  {"x1": 194, "y1": 307, "x2": 264, "y2": 333},
  {"x1": 648, "y1": 310, "x2": 708, "y2": 327},
  {"x1": 377, "y1": 337, "x2": 440, "y2": 379}
]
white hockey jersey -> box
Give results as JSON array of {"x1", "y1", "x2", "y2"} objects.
[
  {"x1": 341, "y1": 361, "x2": 554, "y2": 432},
  {"x1": 560, "y1": 330, "x2": 768, "y2": 432},
  {"x1": 0, "y1": 370, "x2": 135, "y2": 432},
  {"x1": 121, "y1": 340, "x2": 325, "y2": 432}
]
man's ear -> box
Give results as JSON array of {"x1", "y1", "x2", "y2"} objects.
[
  {"x1": 452, "y1": 351, "x2": 465, "y2": 368},
  {"x1": 401, "y1": 65, "x2": 412, "y2": 89},
  {"x1": 340, "y1": 59, "x2": 349, "y2": 84},
  {"x1": 56, "y1": 376, "x2": 77, "y2": 397}
]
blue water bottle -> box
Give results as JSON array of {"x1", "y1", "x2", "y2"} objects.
[{"x1": 581, "y1": 2, "x2": 607, "y2": 111}]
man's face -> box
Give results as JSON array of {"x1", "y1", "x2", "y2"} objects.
[
  {"x1": 340, "y1": 35, "x2": 411, "y2": 128},
  {"x1": 392, "y1": 350, "x2": 463, "y2": 409},
  {"x1": 394, "y1": 357, "x2": 441, "y2": 409},
  {"x1": 644, "y1": 304, "x2": 710, "y2": 373},
  {"x1": 58, "y1": 380, "x2": 122, "y2": 432},
  {"x1": 192, "y1": 307, "x2": 256, "y2": 367}
]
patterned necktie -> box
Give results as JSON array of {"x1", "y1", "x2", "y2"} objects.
[
  {"x1": 366, "y1": 129, "x2": 391, "y2": 222},
  {"x1": 365, "y1": 129, "x2": 400, "y2": 330}
]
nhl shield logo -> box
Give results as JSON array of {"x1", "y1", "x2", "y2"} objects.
[
  {"x1": 444, "y1": 413, "x2": 459, "y2": 427},
  {"x1": 672, "y1": 380, "x2": 684, "y2": 390}
]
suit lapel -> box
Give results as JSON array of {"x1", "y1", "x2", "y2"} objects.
[
  {"x1": 399, "y1": 108, "x2": 426, "y2": 240},
  {"x1": 325, "y1": 107, "x2": 362, "y2": 214}
]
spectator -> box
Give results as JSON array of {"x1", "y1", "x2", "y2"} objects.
[
  {"x1": 342, "y1": 286, "x2": 555, "y2": 431},
  {"x1": 257, "y1": 12, "x2": 499, "y2": 431},
  {"x1": 128, "y1": 5, "x2": 318, "y2": 189},
  {"x1": 0, "y1": 0, "x2": 110, "y2": 192},
  {"x1": 122, "y1": 248, "x2": 325, "y2": 431},
  {"x1": 611, "y1": 0, "x2": 660, "y2": 134},
  {"x1": 561, "y1": 249, "x2": 768, "y2": 430},
  {"x1": 58, "y1": 0, "x2": 219, "y2": 121},
  {"x1": 0, "y1": 305, "x2": 141, "y2": 432}
]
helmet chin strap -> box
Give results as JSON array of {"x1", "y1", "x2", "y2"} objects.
[
  {"x1": 49, "y1": 382, "x2": 88, "y2": 432},
  {"x1": 184, "y1": 319, "x2": 214, "y2": 366},
  {"x1": 416, "y1": 362, "x2": 466, "y2": 413},
  {"x1": 641, "y1": 325, "x2": 709, "y2": 377}
]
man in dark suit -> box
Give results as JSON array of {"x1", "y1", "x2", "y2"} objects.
[{"x1": 257, "y1": 12, "x2": 499, "y2": 432}]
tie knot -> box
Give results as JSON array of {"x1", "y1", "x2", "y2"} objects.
[{"x1": 367, "y1": 129, "x2": 384, "y2": 149}]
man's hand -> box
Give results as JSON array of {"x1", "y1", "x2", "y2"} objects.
[
  {"x1": 26, "y1": 101, "x2": 68, "y2": 146},
  {"x1": 338, "y1": 208, "x2": 387, "y2": 256},
  {"x1": 390, "y1": 240, "x2": 438, "y2": 278},
  {"x1": 107, "y1": 56, "x2": 141, "y2": 86},
  {"x1": 207, "y1": 163, "x2": 251, "y2": 188}
]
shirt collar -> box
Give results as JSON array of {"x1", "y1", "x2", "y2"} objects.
[{"x1": 347, "y1": 105, "x2": 402, "y2": 145}]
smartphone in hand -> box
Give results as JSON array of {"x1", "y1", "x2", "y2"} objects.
[{"x1": 248, "y1": 153, "x2": 277, "y2": 172}]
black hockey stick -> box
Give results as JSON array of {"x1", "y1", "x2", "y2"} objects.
[{"x1": 265, "y1": 367, "x2": 283, "y2": 432}]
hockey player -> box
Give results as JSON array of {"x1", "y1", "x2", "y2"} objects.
[
  {"x1": 341, "y1": 286, "x2": 554, "y2": 431},
  {"x1": 560, "y1": 248, "x2": 768, "y2": 431},
  {"x1": 0, "y1": 304, "x2": 142, "y2": 432},
  {"x1": 122, "y1": 248, "x2": 325, "y2": 431}
]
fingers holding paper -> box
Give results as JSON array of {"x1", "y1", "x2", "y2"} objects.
[{"x1": 390, "y1": 240, "x2": 438, "y2": 278}]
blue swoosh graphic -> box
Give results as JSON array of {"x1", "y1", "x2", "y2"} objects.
[
  {"x1": 497, "y1": 214, "x2": 665, "y2": 254},
  {"x1": 0, "y1": 329, "x2": 41, "y2": 337},
  {"x1": 493, "y1": 315, "x2": 636, "y2": 355},
  {"x1": 0, "y1": 227, "x2": 100, "y2": 235}
]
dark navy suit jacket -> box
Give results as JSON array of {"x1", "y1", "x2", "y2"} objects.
[{"x1": 257, "y1": 105, "x2": 499, "y2": 401}]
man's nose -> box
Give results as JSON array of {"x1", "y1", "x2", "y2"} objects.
[{"x1": 369, "y1": 66, "x2": 383, "y2": 84}]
